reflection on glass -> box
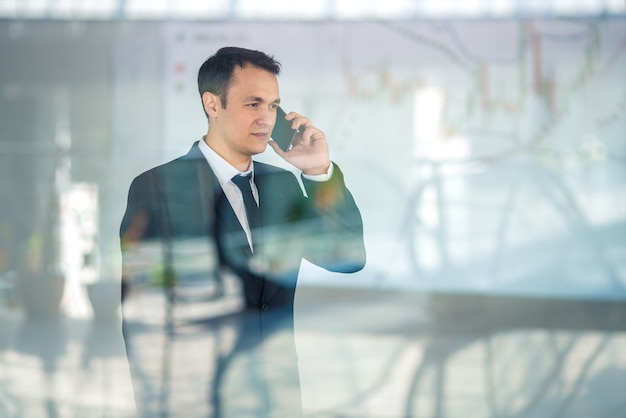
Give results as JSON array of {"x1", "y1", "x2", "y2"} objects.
[{"x1": 0, "y1": 15, "x2": 624, "y2": 418}]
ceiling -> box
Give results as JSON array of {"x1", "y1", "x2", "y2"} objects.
[{"x1": 0, "y1": 0, "x2": 624, "y2": 21}]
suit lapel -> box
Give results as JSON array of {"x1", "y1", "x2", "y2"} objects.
[
  {"x1": 185, "y1": 142, "x2": 252, "y2": 259},
  {"x1": 183, "y1": 147, "x2": 297, "y2": 291}
]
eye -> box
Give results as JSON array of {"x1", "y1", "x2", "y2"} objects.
[
  {"x1": 269, "y1": 103, "x2": 279, "y2": 110},
  {"x1": 247, "y1": 103, "x2": 259, "y2": 108}
]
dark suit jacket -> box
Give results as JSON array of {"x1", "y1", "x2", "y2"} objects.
[
  {"x1": 119, "y1": 141, "x2": 365, "y2": 414},
  {"x1": 120, "y1": 141, "x2": 365, "y2": 310}
]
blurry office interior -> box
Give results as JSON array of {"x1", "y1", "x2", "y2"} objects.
[{"x1": 1, "y1": 0, "x2": 626, "y2": 417}]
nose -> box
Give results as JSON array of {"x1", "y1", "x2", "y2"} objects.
[{"x1": 256, "y1": 108, "x2": 274, "y2": 127}]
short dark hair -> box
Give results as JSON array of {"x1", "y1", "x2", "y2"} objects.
[{"x1": 197, "y1": 47, "x2": 281, "y2": 112}]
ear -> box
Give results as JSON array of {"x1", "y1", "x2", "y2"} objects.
[{"x1": 202, "y1": 92, "x2": 220, "y2": 118}]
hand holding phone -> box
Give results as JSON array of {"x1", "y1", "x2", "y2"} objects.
[{"x1": 269, "y1": 108, "x2": 331, "y2": 176}]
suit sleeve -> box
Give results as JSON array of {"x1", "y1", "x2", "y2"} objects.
[
  {"x1": 299, "y1": 164, "x2": 366, "y2": 273},
  {"x1": 120, "y1": 172, "x2": 160, "y2": 248},
  {"x1": 119, "y1": 170, "x2": 166, "y2": 297}
]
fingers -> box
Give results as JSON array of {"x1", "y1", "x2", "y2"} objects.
[
  {"x1": 285, "y1": 111, "x2": 311, "y2": 131},
  {"x1": 283, "y1": 111, "x2": 327, "y2": 148},
  {"x1": 291, "y1": 126, "x2": 320, "y2": 149}
]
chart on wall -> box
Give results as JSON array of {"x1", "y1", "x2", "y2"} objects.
[{"x1": 158, "y1": 19, "x2": 626, "y2": 298}]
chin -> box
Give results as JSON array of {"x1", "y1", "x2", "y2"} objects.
[{"x1": 253, "y1": 143, "x2": 269, "y2": 154}]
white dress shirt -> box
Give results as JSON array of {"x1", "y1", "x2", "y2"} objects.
[{"x1": 198, "y1": 138, "x2": 333, "y2": 251}]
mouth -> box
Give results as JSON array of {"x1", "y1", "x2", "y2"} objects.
[{"x1": 251, "y1": 132, "x2": 270, "y2": 140}]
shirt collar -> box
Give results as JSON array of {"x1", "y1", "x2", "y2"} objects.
[{"x1": 198, "y1": 138, "x2": 254, "y2": 185}]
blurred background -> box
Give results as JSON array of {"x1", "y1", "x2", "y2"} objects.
[{"x1": 0, "y1": 1, "x2": 625, "y2": 417}]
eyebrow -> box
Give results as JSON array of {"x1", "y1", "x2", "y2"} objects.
[{"x1": 243, "y1": 96, "x2": 281, "y2": 104}]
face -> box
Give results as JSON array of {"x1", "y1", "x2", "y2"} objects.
[{"x1": 205, "y1": 65, "x2": 280, "y2": 169}]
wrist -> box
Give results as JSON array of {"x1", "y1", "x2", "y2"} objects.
[
  {"x1": 302, "y1": 162, "x2": 331, "y2": 176},
  {"x1": 302, "y1": 162, "x2": 334, "y2": 182}
]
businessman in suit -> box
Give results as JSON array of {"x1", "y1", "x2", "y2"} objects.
[{"x1": 120, "y1": 47, "x2": 366, "y2": 416}]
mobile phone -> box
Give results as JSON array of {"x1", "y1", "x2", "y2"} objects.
[{"x1": 271, "y1": 106, "x2": 298, "y2": 152}]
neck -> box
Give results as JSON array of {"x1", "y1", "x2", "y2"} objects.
[{"x1": 203, "y1": 134, "x2": 252, "y2": 172}]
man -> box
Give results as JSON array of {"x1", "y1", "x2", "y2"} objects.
[{"x1": 120, "y1": 47, "x2": 366, "y2": 417}]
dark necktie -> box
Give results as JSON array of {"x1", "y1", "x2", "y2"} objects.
[{"x1": 231, "y1": 173, "x2": 260, "y2": 245}]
